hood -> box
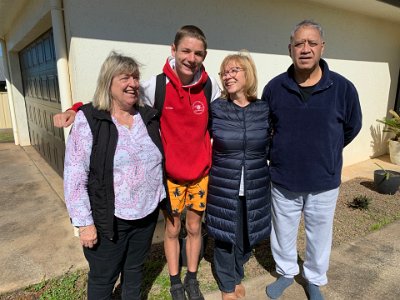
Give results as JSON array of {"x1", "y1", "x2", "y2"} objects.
[{"x1": 162, "y1": 57, "x2": 209, "y2": 92}]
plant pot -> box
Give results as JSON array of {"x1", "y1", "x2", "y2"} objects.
[
  {"x1": 388, "y1": 139, "x2": 400, "y2": 165},
  {"x1": 374, "y1": 169, "x2": 400, "y2": 194},
  {"x1": 179, "y1": 224, "x2": 208, "y2": 267}
]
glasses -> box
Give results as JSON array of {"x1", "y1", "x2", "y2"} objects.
[{"x1": 219, "y1": 67, "x2": 244, "y2": 78}]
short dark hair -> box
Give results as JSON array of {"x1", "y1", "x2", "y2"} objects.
[{"x1": 174, "y1": 25, "x2": 207, "y2": 50}]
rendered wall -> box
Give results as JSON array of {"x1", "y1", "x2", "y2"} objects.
[
  {"x1": 62, "y1": 0, "x2": 400, "y2": 166},
  {"x1": 6, "y1": 0, "x2": 400, "y2": 166}
]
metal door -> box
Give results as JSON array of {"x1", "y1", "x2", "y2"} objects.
[{"x1": 19, "y1": 30, "x2": 65, "y2": 176}]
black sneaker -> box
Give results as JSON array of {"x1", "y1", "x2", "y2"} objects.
[
  {"x1": 183, "y1": 278, "x2": 204, "y2": 300},
  {"x1": 170, "y1": 283, "x2": 187, "y2": 300}
]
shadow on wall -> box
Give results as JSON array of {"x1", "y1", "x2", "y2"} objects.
[
  {"x1": 64, "y1": 0, "x2": 399, "y2": 63},
  {"x1": 63, "y1": 0, "x2": 400, "y2": 106},
  {"x1": 370, "y1": 124, "x2": 389, "y2": 157}
]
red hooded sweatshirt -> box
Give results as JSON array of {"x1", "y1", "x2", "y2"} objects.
[{"x1": 161, "y1": 59, "x2": 211, "y2": 182}]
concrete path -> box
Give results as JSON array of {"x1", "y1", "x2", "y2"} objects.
[
  {"x1": 1, "y1": 142, "x2": 399, "y2": 299},
  {"x1": 0, "y1": 143, "x2": 86, "y2": 293},
  {"x1": 204, "y1": 220, "x2": 400, "y2": 300}
]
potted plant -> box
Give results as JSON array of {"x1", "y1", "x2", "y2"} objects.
[
  {"x1": 376, "y1": 109, "x2": 400, "y2": 165},
  {"x1": 373, "y1": 163, "x2": 400, "y2": 195}
]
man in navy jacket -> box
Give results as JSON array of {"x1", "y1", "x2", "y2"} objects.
[{"x1": 262, "y1": 20, "x2": 362, "y2": 300}]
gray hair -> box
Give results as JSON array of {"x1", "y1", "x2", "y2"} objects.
[
  {"x1": 93, "y1": 51, "x2": 142, "y2": 111},
  {"x1": 290, "y1": 20, "x2": 324, "y2": 43}
]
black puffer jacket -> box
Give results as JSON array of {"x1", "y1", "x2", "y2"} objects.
[{"x1": 206, "y1": 98, "x2": 271, "y2": 247}]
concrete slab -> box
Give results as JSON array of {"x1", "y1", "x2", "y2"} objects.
[
  {"x1": 204, "y1": 220, "x2": 400, "y2": 300},
  {"x1": 0, "y1": 143, "x2": 86, "y2": 293}
]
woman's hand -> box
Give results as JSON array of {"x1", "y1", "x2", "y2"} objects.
[{"x1": 79, "y1": 225, "x2": 98, "y2": 248}]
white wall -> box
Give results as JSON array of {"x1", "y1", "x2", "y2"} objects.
[
  {"x1": 63, "y1": 0, "x2": 400, "y2": 166},
  {"x1": 3, "y1": 0, "x2": 51, "y2": 145},
  {"x1": 6, "y1": 0, "x2": 51, "y2": 52},
  {"x1": 5, "y1": 0, "x2": 400, "y2": 166}
]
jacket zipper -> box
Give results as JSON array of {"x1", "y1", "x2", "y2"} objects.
[{"x1": 242, "y1": 107, "x2": 247, "y2": 198}]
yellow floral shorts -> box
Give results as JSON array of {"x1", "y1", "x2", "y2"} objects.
[{"x1": 167, "y1": 176, "x2": 208, "y2": 214}]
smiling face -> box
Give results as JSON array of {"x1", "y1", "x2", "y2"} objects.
[
  {"x1": 221, "y1": 62, "x2": 246, "y2": 99},
  {"x1": 171, "y1": 36, "x2": 207, "y2": 85},
  {"x1": 110, "y1": 72, "x2": 140, "y2": 111},
  {"x1": 289, "y1": 25, "x2": 325, "y2": 73}
]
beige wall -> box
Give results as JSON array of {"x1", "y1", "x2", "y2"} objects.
[
  {"x1": 0, "y1": 92, "x2": 12, "y2": 129},
  {"x1": 63, "y1": 0, "x2": 400, "y2": 166},
  {"x1": 4, "y1": 0, "x2": 400, "y2": 166}
]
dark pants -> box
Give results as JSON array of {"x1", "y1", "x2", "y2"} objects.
[
  {"x1": 83, "y1": 208, "x2": 159, "y2": 300},
  {"x1": 214, "y1": 196, "x2": 251, "y2": 293}
]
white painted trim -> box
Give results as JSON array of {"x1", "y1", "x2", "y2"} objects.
[{"x1": 50, "y1": 0, "x2": 72, "y2": 140}]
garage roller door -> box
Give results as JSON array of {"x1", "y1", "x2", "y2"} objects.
[{"x1": 19, "y1": 30, "x2": 65, "y2": 176}]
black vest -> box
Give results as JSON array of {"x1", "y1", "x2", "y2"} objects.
[{"x1": 80, "y1": 103, "x2": 166, "y2": 240}]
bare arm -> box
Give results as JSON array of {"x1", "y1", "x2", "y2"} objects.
[
  {"x1": 53, "y1": 110, "x2": 77, "y2": 128},
  {"x1": 53, "y1": 102, "x2": 83, "y2": 128}
]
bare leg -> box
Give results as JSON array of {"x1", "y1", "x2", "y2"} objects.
[
  {"x1": 163, "y1": 211, "x2": 182, "y2": 276},
  {"x1": 185, "y1": 209, "x2": 203, "y2": 272}
]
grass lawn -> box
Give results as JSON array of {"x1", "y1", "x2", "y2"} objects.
[{"x1": 0, "y1": 129, "x2": 14, "y2": 143}]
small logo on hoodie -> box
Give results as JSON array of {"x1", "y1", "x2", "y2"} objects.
[{"x1": 192, "y1": 101, "x2": 205, "y2": 115}]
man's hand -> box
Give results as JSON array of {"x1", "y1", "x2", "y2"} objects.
[
  {"x1": 78, "y1": 224, "x2": 98, "y2": 248},
  {"x1": 53, "y1": 110, "x2": 77, "y2": 128}
]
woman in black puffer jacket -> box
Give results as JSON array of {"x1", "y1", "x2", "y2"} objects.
[{"x1": 206, "y1": 51, "x2": 271, "y2": 300}]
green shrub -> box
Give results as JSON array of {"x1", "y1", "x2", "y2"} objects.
[{"x1": 348, "y1": 195, "x2": 371, "y2": 210}]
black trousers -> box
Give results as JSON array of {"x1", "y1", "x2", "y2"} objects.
[
  {"x1": 83, "y1": 208, "x2": 159, "y2": 300},
  {"x1": 213, "y1": 196, "x2": 251, "y2": 293}
]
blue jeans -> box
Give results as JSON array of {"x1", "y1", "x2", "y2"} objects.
[
  {"x1": 83, "y1": 208, "x2": 159, "y2": 300},
  {"x1": 213, "y1": 196, "x2": 251, "y2": 293}
]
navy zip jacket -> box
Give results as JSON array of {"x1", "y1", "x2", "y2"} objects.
[
  {"x1": 206, "y1": 98, "x2": 271, "y2": 247},
  {"x1": 262, "y1": 59, "x2": 362, "y2": 193}
]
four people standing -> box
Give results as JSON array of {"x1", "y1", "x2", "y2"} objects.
[{"x1": 59, "y1": 20, "x2": 362, "y2": 300}]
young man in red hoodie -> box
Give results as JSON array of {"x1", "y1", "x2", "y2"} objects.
[{"x1": 54, "y1": 26, "x2": 220, "y2": 300}]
